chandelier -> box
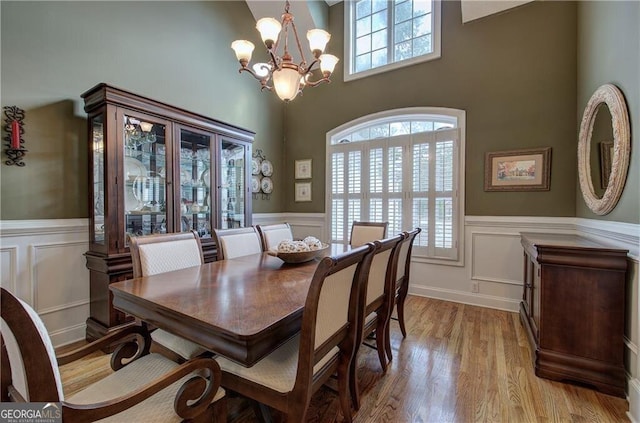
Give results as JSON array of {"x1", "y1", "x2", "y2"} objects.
[{"x1": 231, "y1": 0, "x2": 339, "y2": 102}]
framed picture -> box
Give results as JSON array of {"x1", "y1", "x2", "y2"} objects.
[
  {"x1": 484, "y1": 147, "x2": 552, "y2": 191},
  {"x1": 295, "y1": 182, "x2": 312, "y2": 202},
  {"x1": 295, "y1": 159, "x2": 312, "y2": 179},
  {"x1": 599, "y1": 141, "x2": 613, "y2": 189}
]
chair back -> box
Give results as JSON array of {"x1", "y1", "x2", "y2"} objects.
[
  {"x1": 213, "y1": 227, "x2": 262, "y2": 260},
  {"x1": 256, "y1": 223, "x2": 293, "y2": 251},
  {"x1": 366, "y1": 234, "x2": 404, "y2": 309},
  {"x1": 350, "y1": 221, "x2": 388, "y2": 247},
  {"x1": 129, "y1": 231, "x2": 204, "y2": 277},
  {"x1": 395, "y1": 228, "x2": 421, "y2": 286},
  {"x1": 293, "y1": 243, "x2": 375, "y2": 391},
  {"x1": 1, "y1": 288, "x2": 64, "y2": 402}
]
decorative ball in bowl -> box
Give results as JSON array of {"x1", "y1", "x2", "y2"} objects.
[{"x1": 268, "y1": 238, "x2": 330, "y2": 264}]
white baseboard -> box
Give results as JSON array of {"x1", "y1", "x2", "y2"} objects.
[
  {"x1": 629, "y1": 378, "x2": 640, "y2": 423},
  {"x1": 410, "y1": 285, "x2": 521, "y2": 312}
]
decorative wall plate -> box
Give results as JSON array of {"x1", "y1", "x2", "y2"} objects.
[
  {"x1": 252, "y1": 157, "x2": 261, "y2": 175},
  {"x1": 260, "y1": 176, "x2": 273, "y2": 193},
  {"x1": 260, "y1": 159, "x2": 273, "y2": 176},
  {"x1": 252, "y1": 175, "x2": 261, "y2": 193}
]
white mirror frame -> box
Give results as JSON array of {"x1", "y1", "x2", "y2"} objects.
[{"x1": 578, "y1": 83, "x2": 631, "y2": 215}]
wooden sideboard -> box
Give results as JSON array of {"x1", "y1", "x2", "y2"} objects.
[{"x1": 519, "y1": 232, "x2": 628, "y2": 397}]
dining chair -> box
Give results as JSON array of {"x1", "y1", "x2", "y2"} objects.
[
  {"x1": 213, "y1": 226, "x2": 263, "y2": 260},
  {"x1": 0, "y1": 287, "x2": 226, "y2": 422},
  {"x1": 349, "y1": 221, "x2": 388, "y2": 247},
  {"x1": 349, "y1": 234, "x2": 404, "y2": 411},
  {"x1": 217, "y1": 243, "x2": 376, "y2": 423},
  {"x1": 385, "y1": 228, "x2": 422, "y2": 360},
  {"x1": 129, "y1": 231, "x2": 210, "y2": 361},
  {"x1": 255, "y1": 222, "x2": 293, "y2": 251}
]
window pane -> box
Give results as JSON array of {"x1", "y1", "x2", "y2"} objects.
[
  {"x1": 372, "y1": 0, "x2": 387, "y2": 13},
  {"x1": 413, "y1": 14, "x2": 429, "y2": 37},
  {"x1": 434, "y1": 121, "x2": 453, "y2": 130},
  {"x1": 394, "y1": 40, "x2": 412, "y2": 61},
  {"x1": 355, "y1": 53, "x2": 372, "y2": 72},
  {"x1": 390, "y1": 121, "x2": 411, "y2": 136},
  {"x1": 372, "y1": 29, "x2": 387, "y2": 50},
  {"x1": 348, "y1": 151, "x2": 362, "y2": 193},
  {"x1": 370, "y1": 124, "x2": 390, "y2": 138},
  {"x1": 436, "y1": 141, "x2": 453, "y2": 192},
  {"x1": 414, "y1": 0, "x2": 431, "y2": 16},
  {"x1": 388, "y1": 198, "x2": 403, "y2": 235},
  {"x1": 413, "y1": 143, "x2": 429, "y2": 191},
  {"x1": 411, "y1": 121, "x2": 431, "y2": 133},
  {"x1": 394, "y1": 20, "x2": 412, "y2": 42},
  {"x1": 352, "y1": 128, "x2": 371, "y2": 142},
  {"x1": 388, "y1": 146, "x2": 403, "y2": 192},
  {"x1": 395, "y1": 0, "x2": 412, "y2": 24},
  {"x1": 371, "y1": 10, "x2": 388, "y2": 32},
  {"x1": 356, "y1": 16, "x2": 371, "y2": 37},
  {"x1": 413, "y1": 34, "x2": 431, "y2": 56},
  {"x1": 356, "y1": 34, "x2": 372, "y2": 55},
  {"x1": 332, "y1": 152, "x2": 344, "y2": 194},
  {"x1": 435, "y1": 197, "x2": 453, "y2": 248},
  {"x1": 370, "y1": 198, "x2": 383, "y2": 221},
  {"x1": 372, "y1": 48, "x2": 388, "y2": 68},
  {"x1": 356, "y1": 0, "x2": 372, "y2": 19},
  {"x1": 412, "y1": 198, "x2": 428, "y2": 247},
  {"x1": 370, "y1": 148, "x2": 383, "y2": 193}
]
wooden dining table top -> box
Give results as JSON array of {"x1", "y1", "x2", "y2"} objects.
[{"x1": 110, "y1": 245, "x2": 348, "y2": 367}]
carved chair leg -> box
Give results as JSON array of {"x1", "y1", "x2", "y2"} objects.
[
  {"x1": 349, "y1": 352, "x2": 360, "y2": 411},
  {"x1": 338, "y1": 362, "x2": 353, "y2": 423}
]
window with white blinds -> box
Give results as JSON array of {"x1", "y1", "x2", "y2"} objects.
[{"x1": 327, "y1": 109, "x2": 465, "y2": 262}]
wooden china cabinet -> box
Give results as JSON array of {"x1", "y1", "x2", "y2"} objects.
[{"x1": 83, "y1": 83, "x2": 254, "y2": 341}]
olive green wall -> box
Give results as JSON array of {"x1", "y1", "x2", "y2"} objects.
[
  {"x1": 283, "y1": 0, "x2": 578, "y2": 216},
  {"x1": 576, "y1": 1, "x2": 640, "y2": 224},
  {"x1": 0, "y1": 1, "x2": 284, "y2": 219}
]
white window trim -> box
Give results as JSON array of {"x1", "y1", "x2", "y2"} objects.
[
  {"x1": 343, "y1": 0, "x2": 442, "y2": 82},
  {"x1": 325, "y1": 107, "x2": 466, "y2": 267}
]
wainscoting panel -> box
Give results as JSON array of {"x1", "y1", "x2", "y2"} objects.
[
  {"x1": 471, "y1": 232, "x2": 523, "y2": 285},
  {"x1": 0, "y1": 245, "x2": 18, "y2": 294}
]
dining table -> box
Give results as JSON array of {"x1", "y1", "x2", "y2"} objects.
[{"x1": 110, "y1": 244, "x2": 348, "y2": 367}]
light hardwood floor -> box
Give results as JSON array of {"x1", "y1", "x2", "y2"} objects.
[{"x1": 59, "y1": 296, "x2": 630, "y2": 422}]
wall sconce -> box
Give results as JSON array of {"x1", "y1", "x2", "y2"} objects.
[{"x1": 3, "y1": 106, "x2": 26, "y2": 166}]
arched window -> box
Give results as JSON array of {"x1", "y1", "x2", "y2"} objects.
[{"x1": 326, "y1": 107, "x2": 465, "y2": 263}]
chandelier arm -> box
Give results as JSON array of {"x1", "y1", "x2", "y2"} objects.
[
  {"x1": 303, "y1": 76, "x2": 330, "y2": 88},
  {"x1": 289, "y1": 20, "x2": 308, "y2": 68},
  {"x1": 239, "y1": 66, "x2": 270, "y2": 83}
]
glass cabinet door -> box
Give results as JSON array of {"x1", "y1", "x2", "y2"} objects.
[
  {"x1": 220, "y1": 139, "x2": 247, "y2": 229},
  {"x1": 178, "y1": 127, "x2": 213, "y2": 239},
  {"x1": 123, "y1": 114, "x2": 168, "y2": 244},
  {"x1": 91, "y1": 114, "x2": 105, "y2": 245}
]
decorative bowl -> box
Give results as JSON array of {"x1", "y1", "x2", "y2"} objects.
[{"x1": 267, "y1": 243, "x2": 330, "y2": 264}]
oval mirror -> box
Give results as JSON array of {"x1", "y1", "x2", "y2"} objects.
[{"x1": 577, "y1": 84, "x2": 630, "y2": 215}]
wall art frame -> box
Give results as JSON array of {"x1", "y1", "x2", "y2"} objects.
[{"x1": 484, "y1": 147, "x2": 552, "y2": 192}]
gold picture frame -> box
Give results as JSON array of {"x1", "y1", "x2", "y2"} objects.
[{"x1": 484, "y1": 147, "x2": 552, "y2": 191}]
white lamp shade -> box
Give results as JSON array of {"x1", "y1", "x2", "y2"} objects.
[
  {"x1": 231, "y1": 40, "x2": 255, "y2": 62},
  {"x1": 307, "y1": 29, "x2": 331, "y2": 53},
  {"x1": 256, "y1": 17, "x2": 282, "y2": 45},
  {"x1": 273, "y1": 67, "x2": 301, "y2": 101},
  {"x1": 319, "y1": 54, "x2": 339, "y2": 74}
]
